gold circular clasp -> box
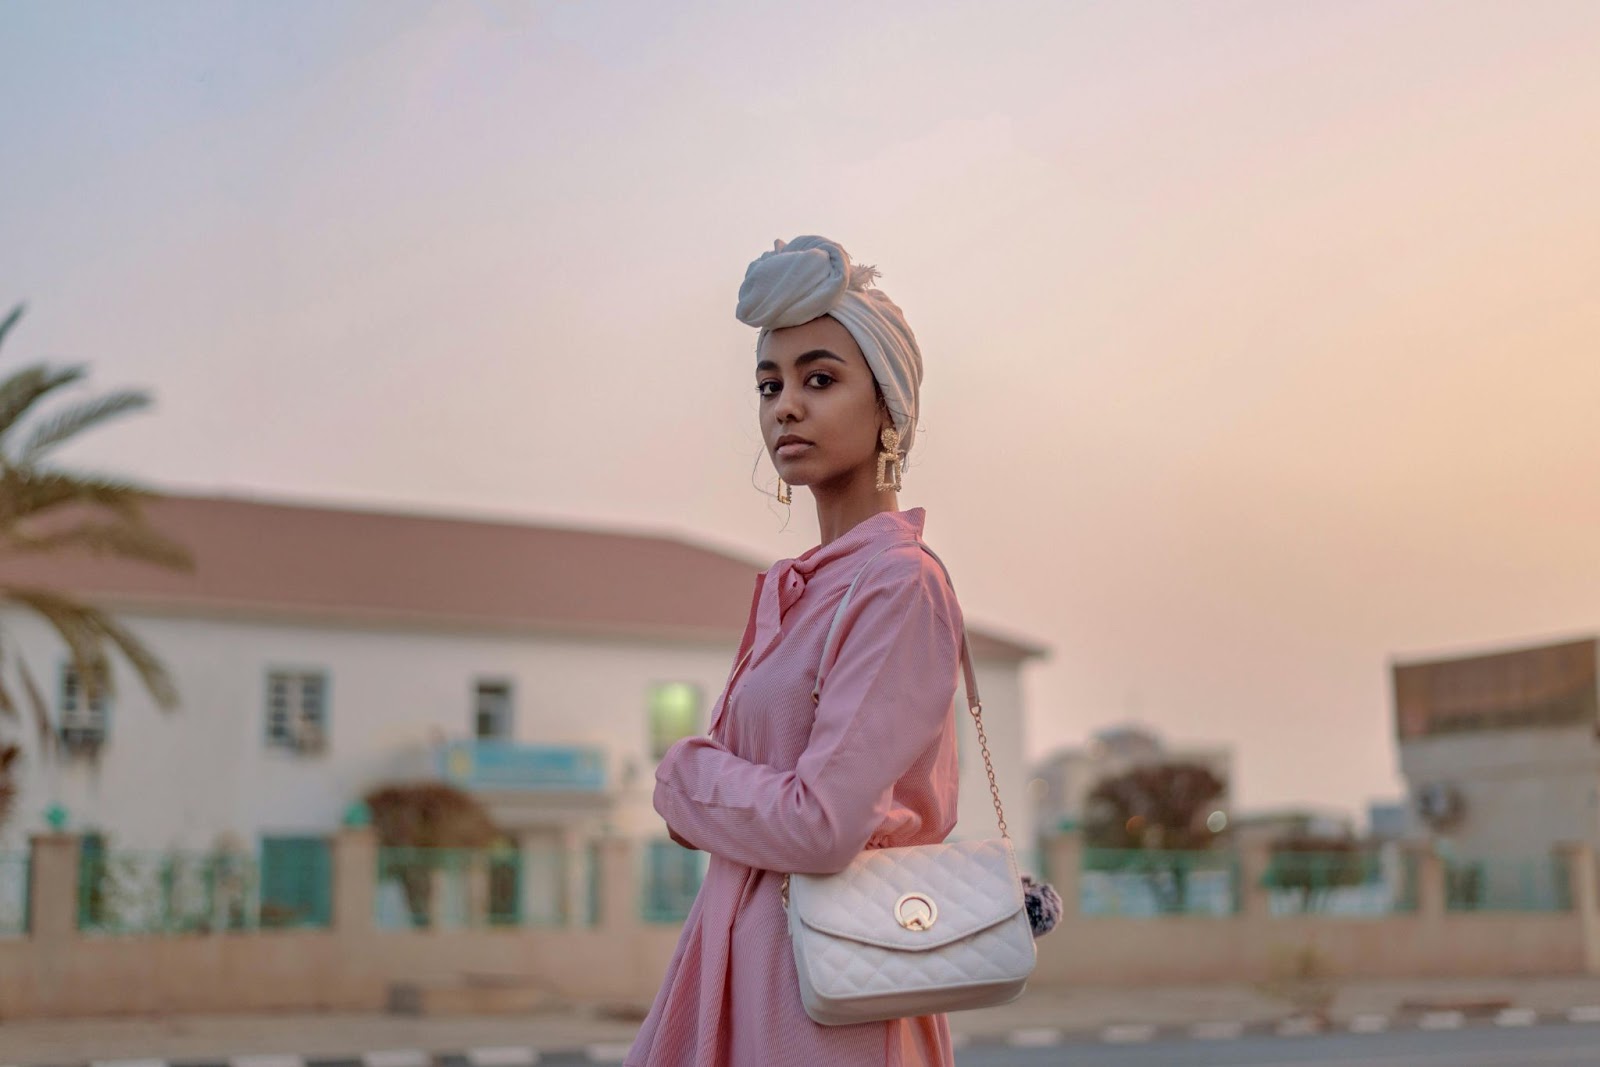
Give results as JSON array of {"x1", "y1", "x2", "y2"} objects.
[{"x1": 894, "y1": 892, "x2": 938, "y2": 931}]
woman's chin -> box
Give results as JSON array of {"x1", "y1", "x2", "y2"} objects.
[{"x1": 773, "y1": 460, "x2": 812, "y2": 485}]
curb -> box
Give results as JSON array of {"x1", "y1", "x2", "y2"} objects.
[{"x1": 13, "y1": 1008, "x2": 1600, "y2": 1067}]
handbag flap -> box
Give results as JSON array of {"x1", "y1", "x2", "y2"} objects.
[{"x1": 789, "y1": 838, "x2": 1026, "y2": 952}]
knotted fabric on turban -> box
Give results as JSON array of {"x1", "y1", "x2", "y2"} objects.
[{"x1": 735, "y1": 235, "x2": 923, "y2": 457}]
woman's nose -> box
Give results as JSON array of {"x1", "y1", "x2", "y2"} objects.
[{"x1": 771, "y1": 380, "x2": 804, "y2": 423}]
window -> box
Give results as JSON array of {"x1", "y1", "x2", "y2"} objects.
[
  {"x1": 266, "y1": 670, "x2": 329, "y2": 754},
  {"x1": 474, "y1": 679, "x2": 513, "y2": 740},
  {"x1": 59, "y1": 660, "x2": 110, "y2": 751},
  {"x1": 648, "y1": 682, "x2": 701, "y2": 759}
]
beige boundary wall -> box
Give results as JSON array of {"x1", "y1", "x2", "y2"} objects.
[{"x1": 3, "y1": 830, "x2": 1598, "y2": 1019}]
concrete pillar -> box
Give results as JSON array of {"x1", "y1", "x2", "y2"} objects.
[
  {"x1": 596, "y1": 835, "x2": 639, "y2": 934},
  {"x1": 1238, "y1": 839, "x2": 1273, "y2": 920},
  {"x1": 1557, "y1": 842, "x2": 1600, "y2": 974},
  {"x1": 429, "y1": 867, "x2": 453, "y2": 928},
  {"x1": 518, "y1": 829, "x2": 565, "y2": 926},
  {"x1": 1042, "y1": 831, "x2": 1081, "y2": 920},
  {"x1": 466, "y1": 854, "x2": 490, "y2": 926},
  {"x1": 1411, "y1": 844, "x2": 1446, "y2": 921},
  {"x1": 27, "y1": 833, "x2": 80, "y2": 942},
  {"x1": 331, "y1": 827, "x2": 377, "y2": 935},
  {"x1": 562, "y1": 827, "x2": 591, "y2": 928}
]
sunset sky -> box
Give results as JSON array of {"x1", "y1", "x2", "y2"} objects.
[{"x1": 3, "y1": 0, "x2": 1598, "y2": 818}]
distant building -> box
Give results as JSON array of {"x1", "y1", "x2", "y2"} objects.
[
  {"x1": 0, "y1": 493, "x2": 1047, "y2": 915},
  {"x1": 1030, "y1": 724, "x2": 1233, "y2": 840},
  {"x1": 1392, "y1": 635, "x2": 1598, "y2": 903},
  {"x1": 1367, "y1": 800, "x2": 1416, "y2": 842}
]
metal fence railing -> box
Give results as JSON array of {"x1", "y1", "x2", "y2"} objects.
[
  {"x1": 1261, "y1": 849, "x2": 1419, "y2": 916},
  {"x1": 375, "y1": 844, "x2": 588, "y2": 929},
  {"x1": 1081, "y1": 848, "x2": 1240, "y2": 917},
  {"x1": 1445, "y1": 855, "x2": 1572, "y2": 913},
  {"x1": 32, "y1": 836, "x2": 1585, "y2": 936},
  {"x1": 641, "y1": 838, "x2": 706, "y2": 923},
  {"x1": 0, "y1": 851, "x2": 28, "y2": 937},
  {"x1": 78, "y1": 850, "x2": 269, "y2": 934}
]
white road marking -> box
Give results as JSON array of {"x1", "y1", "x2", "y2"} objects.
[
  {"x1": 1496, "y1": 1008, "x2": 1538, "y2": 1027},
  {"x1": 92, "y1": 1060, "x2": 169, "y2": 1067},
  {"x1": 583, "y1": 1044, "x2": 634, "y2": 1064},
  {"x1": 1190, "y1": 1021, "x2": 1244, "y2": 1040},
  {"x1": 1005, "y1": 1028, "x2": 1062, "y2": 1047},
  {"x1": 1101, "y1": 1023, "x2": 1156, "y2": 1043},
  {"x1": 234, "y1": 1057, "x2": 307, "y2": 1067},
  {"x1": 1419, "y1": 1010, "x2": 1465, "y2": 1030},
  {"x1": 363, "y1": 1052, "x2": 431, "y2": 1067},
  {"x1": 1569, "y1": 1005, "x2": 1600, "y2": 1023},
  {"x1": 1276, "y1": 1016, "x2": 1321, "y2": 1036},
  {"x1": 1349, "y1": 1013, "x2": 1390, "y2": 1033},
  {"x1": 467, "y1": 1049, "x2": 539, "y2": 1067}
]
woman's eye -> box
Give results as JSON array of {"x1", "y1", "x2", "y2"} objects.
[{"x1": 757, "y1": 373, "x2": 831, "y2": 396}]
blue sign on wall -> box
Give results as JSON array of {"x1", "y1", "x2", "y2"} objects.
[{"x1": 438, "y1": 741, "x2": 607, "y2": 791}]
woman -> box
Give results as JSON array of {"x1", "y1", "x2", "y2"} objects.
[{"x1": 626, "y1": 236, "x2": 965, "y2": 1066}]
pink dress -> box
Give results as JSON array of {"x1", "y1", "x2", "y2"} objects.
[{"x1": 625, "y1": 507, "x2": 964, "y2": 1067}]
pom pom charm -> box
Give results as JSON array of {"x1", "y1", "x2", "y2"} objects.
[{"x1": 1020, "y1": 875, "x2": 1062, "y2": 938}]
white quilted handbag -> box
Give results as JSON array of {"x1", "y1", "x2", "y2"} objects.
[{"x1": 781, "y1": 541, "x2": 1037, "y2": 1026}]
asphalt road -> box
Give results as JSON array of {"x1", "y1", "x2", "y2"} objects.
[{"x1": 942, "y1": 1023, "x2": 1600, "y2": 1066}]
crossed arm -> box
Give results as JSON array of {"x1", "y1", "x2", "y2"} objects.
[{"x1": 653, "y1": 555, "x2": 961, "y2": 876}]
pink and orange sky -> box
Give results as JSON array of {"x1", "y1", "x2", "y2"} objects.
[{"x1": 2, "y1": 1, "x2": 1598, "y2": 818}]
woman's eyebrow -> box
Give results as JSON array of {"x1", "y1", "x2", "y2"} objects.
[{"x1": 755, "y1": 349, "x2": 849, "y2": 373}]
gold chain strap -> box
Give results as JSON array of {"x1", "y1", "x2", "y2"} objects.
[
  {"x1": 967, "y1": 700, "x2": 1009, "y2": 840},
  {"x1": 782, "y1": 697, "x2": 1008, "y2": 909}
]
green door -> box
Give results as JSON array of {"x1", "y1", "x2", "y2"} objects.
[{"x1": 259, "y1": 835, "x2": 332, "y2": 928}]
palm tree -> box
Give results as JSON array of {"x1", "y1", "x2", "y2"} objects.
[{"x1": 0, "y1": 303, "x2": 194, "y2": 832}]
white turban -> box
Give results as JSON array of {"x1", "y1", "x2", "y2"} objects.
[{"x1": 735, "y1": 235, "x2": 923, "y2": 457}]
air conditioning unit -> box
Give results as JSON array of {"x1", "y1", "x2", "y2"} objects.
[{"x1": 1415, "y1": 782, "x2": 1465, "y2": 831}]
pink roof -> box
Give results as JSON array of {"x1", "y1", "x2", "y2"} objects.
[{"x1": 0, "y1": 492, "x2": 1045, "y2": 662}]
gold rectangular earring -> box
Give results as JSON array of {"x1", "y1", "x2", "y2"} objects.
[
  {"x1": 875, "y1": 427, "x2": 903, "y2": 492},
  {"x1": 777, "y1": 479, "x2": 792, "y2": 505}
]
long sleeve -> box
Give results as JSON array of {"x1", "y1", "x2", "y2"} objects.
[{"x1": 653, "y1": 547, "x2": 961, "y2": 874}]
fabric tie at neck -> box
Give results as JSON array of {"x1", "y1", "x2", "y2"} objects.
[{"x1": 745, "y1": 508, "x2": 928, "y2": 670}]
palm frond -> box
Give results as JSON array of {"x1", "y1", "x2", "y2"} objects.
[
  {"x1": 0, "y1": 587, "x2": 113, "y2": 709},
  {"x1": 0, "y1": 364, "x2": 88, "y2": 446},
  {"x1": 16, "y1": 658, "x2": 54, "y2": 758},
  {"x1": 4, "y1": 518, "x2": 194, "y2": 571},
  {"x1": 0, "y1": 665, "x2": 15, "y2": 722},
  {"x1": 2, "y1": 586, "x2": 180, "y2": 714},
  {"x1": 18, "y1": 389, "x2": 152, "y2": 464},
  {"x1": 82, "y1": 611, "x2": 179, "y2": 711},
  {"x1": 0, "y1": 305, "x2": 22, "y2": 352},
  {"x1": 0, "y1": 744, "x2": 16, "y2": 835},
  {"x1": 0, "y1": 466, "x2": 156, "y2": 527}
]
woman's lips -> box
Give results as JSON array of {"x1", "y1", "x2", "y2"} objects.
[{"x1": 776, "y1": 442, "x2": 813, "y2": 459}]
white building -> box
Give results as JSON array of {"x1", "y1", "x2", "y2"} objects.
[
  {"x1": 1394, "y1": 634, "x2": 1599, "y2": 861},
  {"x1": 0, "y1": 493, "x2": 1045, "y2": 919}
]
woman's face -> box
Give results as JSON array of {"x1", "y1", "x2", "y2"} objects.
[{"x1": 756, "y1": 314, "x2": 886, "y2": 492}]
